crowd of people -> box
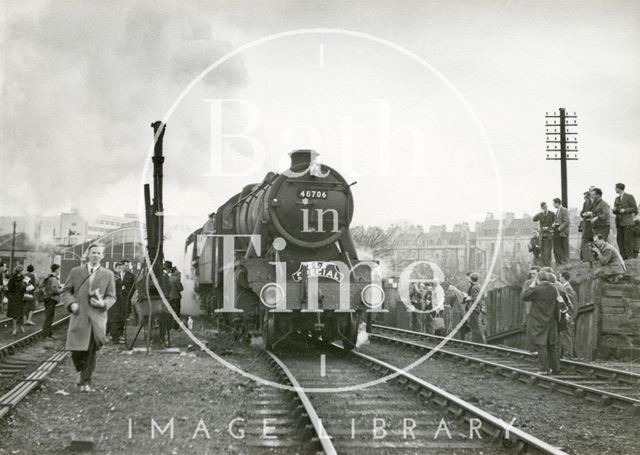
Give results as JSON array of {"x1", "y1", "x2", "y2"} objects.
[
  {"x1": 61, "y1": 245, "x2": 185, "y2": 391},
  {"x1": 521, "y1": 265, "x2": 577, "y2": 374},
  {"x1": 529, "y1": 183, "x2": 638, "y2": 280},
  {"x1": 0, "y1": 245, "x2": 184, "y2": 392},
  {"x1": 0, "y1": 261, "x2": 62, "y2": 337},
  {"x1": 408, "y1": 272, "x2": 488, "y2": 344}
]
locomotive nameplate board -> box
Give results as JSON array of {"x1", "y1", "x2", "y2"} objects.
[{"x1": 291, "y1": 261, "x2": 345, "y2": 282}]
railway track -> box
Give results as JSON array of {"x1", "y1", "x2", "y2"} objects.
[
  {"x1": 0, "y1": 313, "x2": 70, "y2": 420},
  {"x1": 371, "y1": 324, "x2": 640, "y2": 414},
  {"x1": 263, "y1": 340, "x2": 566, "y2": 454},
  {"x1": 0, "y1": 303, "x2": 64, "y2": 326}
]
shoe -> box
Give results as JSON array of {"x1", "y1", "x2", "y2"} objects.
[
  {"x1": 11, "y1": 330, "x2": 16, "y2": 335},
  {"x1": 24, "y1": 320, "x2": 35, "y2": 326},
  {"x1": 47, "y1": 335, "x2": 57, "y2": 340},
  {"x1": 81, "y1": 385, "x2": 93, "y2": 392}
]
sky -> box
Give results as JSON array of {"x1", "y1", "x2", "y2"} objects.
[{"x1": 2, "y1": 0, "x2": 639, "y2": 234}]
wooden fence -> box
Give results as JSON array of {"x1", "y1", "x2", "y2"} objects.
[{"x1": 484, "y1": 281, "x2": 598, "y2": 358}]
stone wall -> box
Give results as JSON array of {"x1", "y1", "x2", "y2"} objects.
[{"x1": 560, "y1": 259, "x2": 640, "y2": 360}]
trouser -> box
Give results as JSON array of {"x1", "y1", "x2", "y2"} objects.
[
  {"x1": 535, "y1": 343, "x2": 560, "y2": 373},
  {"x1": 558, "y1": 324, "x2": 575, "y2": 358},
  {"x1": 592, "y1": 225, "x2": 610, "y2": 242},
  {"x1": 540, "y1": 237, "x2": 553, "y2": 266},
  {"x1": 553, "y1": 233, "x2": 569, "y2": 264},
  {"x1": 410, "y1": 311, "x2": 424, "y2": 332},
  {"x1": 42, "y1": 299, "x2": 57, "y2": 337},
  {"x1": 468, "y1": 310, "x2": 486, "y2": 343},
  {"x1": 71, "y1": 332, "x2": 99, "y2": 386},
  {"x1": 106, "y1": 320, "x2": 124, "y2": 339},
  {"x1": 170, "y1": 299, "x2": 181, "y2": 329},
  {"x1": 580, "y1": 237, "x2": 594, "y2": 263},
  {"x1": 617, "y1": 225, "x2": 634, "y2": 259},
  {"x1": 443, "y1": 306, "x2": 451, "y2": 334}
]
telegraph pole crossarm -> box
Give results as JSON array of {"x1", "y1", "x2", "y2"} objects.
[{"x1": 545, "y1": 108, "x2": 579, "y2": 208}]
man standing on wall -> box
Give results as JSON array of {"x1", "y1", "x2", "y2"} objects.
[
  {"x1": 588, "y1": 188, "x2": 612, "y2": 241},
  {"x1": 552, "y1": 198, "x2": 571, "y2": 265},
  {"x1": 61, "y1": 243, "x2": 116, "y2": 392},
  {"x1": 533, "y1": 202, "x2": 555, "y2": 267},
  {"x1": 580, "y1": 189, "x2": 595, "y2": 263},
  {"x1": 612, "y1": 183, "x2": 638, "y2": 259}
]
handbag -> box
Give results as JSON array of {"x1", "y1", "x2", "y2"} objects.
[{"x1": 432, "y1": 315, "x2": 445, "y2": 332}]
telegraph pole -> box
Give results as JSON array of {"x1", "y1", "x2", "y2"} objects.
[
  {"x1": 545, "y1": 108, "x2": 578, "y2": 208},
  {"x1": 9, "y1": 221, "x2": 16, "y2": 271}
]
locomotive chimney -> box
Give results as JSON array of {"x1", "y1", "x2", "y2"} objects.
[{"x1": 289, "y1": 149, "x2": 318, "y2": 170}]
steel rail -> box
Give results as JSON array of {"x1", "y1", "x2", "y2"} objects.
[
  {"x1": 373, "y1": 324, "x2": 640, "y2": 385},
  {"x1": 0, "y1": 350, "x2": 68, "y2": 419},
  {"x1": 265, "y1": 350, "x2": 338, "y2": 455},
  {"x1": 345, "y1": 346, "x2": 568, "y2": 455},
  {"x1": 0, "y1": 316, "x2": 70, "y2": 357},
  {"x1": 370, "y1": 329, "x2": 640, "y2": 413},
  {"x1": 0, "y1": 303, "x2": 65, "y2": 326}
]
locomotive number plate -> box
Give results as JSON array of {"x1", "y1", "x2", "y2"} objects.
[{"x1": 297, "y1": 189, "x2": 328, "y2": 199}]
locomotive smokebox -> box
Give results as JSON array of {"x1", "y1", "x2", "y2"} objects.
[{"x1": 289, "y1": 149, "x2": 319, "y2": 170}]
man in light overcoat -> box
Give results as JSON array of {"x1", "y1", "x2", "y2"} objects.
[
  {"x1": 60, "y1": 243, "x2": 116, "y2": 391},
  {"x1": 552, "y1": 198, "x2": 571, "y2": 264}
]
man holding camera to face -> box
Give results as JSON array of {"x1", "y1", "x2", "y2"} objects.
[
  {"x1": 60, "y1": 243, "x2": 116, "y2": 392},
  {"x1": 591, "y1": 234, "x2": 626, "y2": 281}
]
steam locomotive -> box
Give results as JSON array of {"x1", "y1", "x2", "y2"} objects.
[{"x1": 185, "y1": 150, "x2": 384, "y2": 349}]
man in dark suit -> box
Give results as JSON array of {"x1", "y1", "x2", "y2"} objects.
[
  {"x1": 60, "y1": 243, "x2": 116, "y2": 392},
  {"x1": 612, "y1": 183, "x2": 638, "y2": 259},
  {"x1": 588, "y1": 188, "x2": 611, "y2": 241},
  {"x1": 120, "y1": 259, "x2": 136, "y2": 318},
  {"x1": 580, "y1": 189, "x2": 595, "y2": 263},
  {"x1": 107, "y1": 262, "x2": 127, "y2": 343},
  {"x1": 552, "y1": 198, "x2": 571, "y2": 264},
  {"x1": 533, "y1": 202, "x2": 555, "y2": 267}
]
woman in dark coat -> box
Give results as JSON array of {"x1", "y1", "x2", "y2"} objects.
[
  {"x1": 521, "y1": 270, "x2": 561, "y2": 374},
  {"x1": 7, "y1": 265, "x2": 27, "y2": 335}
]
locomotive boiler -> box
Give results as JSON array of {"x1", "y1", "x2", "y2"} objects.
[{"x1": 186, "y1": 149, "x2": 384, "y2": 349}]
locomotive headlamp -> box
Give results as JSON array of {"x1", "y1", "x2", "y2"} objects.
[
  {"x1": 361, "y1": 284, "x2": 385, "y2": 309},
  {"x1": 260, "y1": 283, "x2": 285, "y2": 308}
]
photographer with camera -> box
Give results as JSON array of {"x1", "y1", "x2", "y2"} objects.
[
  {"x1": 521, "y1": 270, "x2": 561, "y2": 375},
  {"x1": 528, "y1": 230, "x2": 542, "y2": 266},
  {"x1": 533, "y1": 202, "x2": 555, "y2": 267},
  {"x1": 591, "y1": 234, "x2": 626, "y2": 281}
]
